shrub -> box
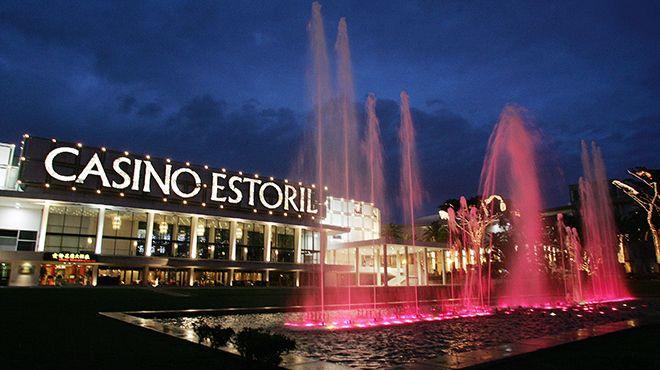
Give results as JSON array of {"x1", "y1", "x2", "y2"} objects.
[
  {"x1": 194, "y1": 325, "x2": 234, "y2": 349},
  {"x1": 232, "y1": 328, "x2": 296, "y2": 366},
  {"x1": 193, "y1": 324, "x2": 213, "y2": 344},
  {"x1": 209, "y1": 327, "x2": 235, "y2": 348}
]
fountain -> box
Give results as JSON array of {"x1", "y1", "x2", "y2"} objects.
[
  {"x1": 290, "y1": 2, "x2": 631, "y2": 330},
  {"x1": 577, "y1": 141, "x2": 630, "y2": 301},
  {"x1": 479, "y1": 105, "x2": 551, "y2": 307}
]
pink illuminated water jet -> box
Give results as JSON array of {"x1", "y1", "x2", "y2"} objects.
[
  {"x1": 480, "y1": 105, "x2": 550, "y2": 307},
  {"x1": 578, "y1": 141, "x2": 630, "y2": 301}
]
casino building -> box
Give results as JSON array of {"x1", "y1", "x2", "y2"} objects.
[{"x1": 0, "y1": 135, "x2": 449, "y2": 288}]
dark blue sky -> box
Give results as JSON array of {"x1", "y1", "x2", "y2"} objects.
[{"x1": 1, "y1": 1, "x2": 658, "y2": 219}]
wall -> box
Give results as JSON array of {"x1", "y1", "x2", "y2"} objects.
[{"x1": 0, "y1": 205, "x2": 42, "y2": 231}]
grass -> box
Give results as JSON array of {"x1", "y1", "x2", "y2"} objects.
[{"x1": 0, "y1": 281, "x2": 658, "y2": 369}]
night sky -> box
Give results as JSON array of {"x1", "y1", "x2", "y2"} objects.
[{"x1": 1, "y1": 1, "x2": 658, "y2": 221}]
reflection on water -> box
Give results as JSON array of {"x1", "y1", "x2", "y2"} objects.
[{"x1": 156, "y1": 301, "x2": 655, "y2": 368}]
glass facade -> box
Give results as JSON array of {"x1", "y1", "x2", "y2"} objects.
[
  {"x1": 98, "y1": 266, "x2": 144, "y2": 285},
  {"x1": 45, "y1": 206, "x2": 98, "y2": 253},
  {"x1": 271, "y1": 226, "x2": 294, "y2": 262},
  {"x1": 102, "y1": 210, "x2": 148, "y2": 256},
  {"x1": 151, "y1": 214, "x2": 191, "y2": 257},
  {"x1": 301, "y1": 229, "x2": 320, "y2": 264},
  {"x1": 236, "y1": 222, "x2": 264, "y2": 261},
  {"x1": 196, "y1": 218, "x2": 231, "y2": 260},
  {"x1": 0, "y1": 196, "x2": 450, "y2": 288}
]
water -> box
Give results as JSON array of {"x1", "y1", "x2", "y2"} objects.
[
  {"x1": 157, "y1": 300, "x2": 654, "y2": 369},
  {"x1": 480, "y1": 105, "x2": 550, "y2": 307},
  {"x1": 307, "y1": 1, "x2": 331, "y2": 319},
  {"x1": 578, "y1": 141, "x2": 630, "y2": 301},
  {"x1": 365, "y1": 93, "x2": 385, "y2": 216},
  {"x1": 398, "y1": 91, "x2": 424, "y2": 312},
  {"x1": 335, "y1": 17, "x2": 363, "y2": 201}
]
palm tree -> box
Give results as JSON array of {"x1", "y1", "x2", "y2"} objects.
[
  {"x1": 383, "y1": 223, "x2": 404, "y2": 243},
  {"x1": 421, "y1": 220, "x2": 447, "y2": 243}
]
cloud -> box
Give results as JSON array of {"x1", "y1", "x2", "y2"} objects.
[{"x1": 117, "y1": 95, "x2": 136, "y2": 114}]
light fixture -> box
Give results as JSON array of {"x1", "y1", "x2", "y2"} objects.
[
  {"x1": 201, "y1": 202, "x2": 206, "y2": 207},
  {"x1": 51, "y1": 138, "x2": 57, "y2": 143},
  {"x1": 45, "y1": 183, "x2": 50, "y2": 188},
  {"x1": 159, "y1": 221, "x2": 168, "y2": 235},
  {"x1": 71, "y1": 186, "x2": 76, "y2": 191},
  {"x1": 112, "y1": 215, "x2": 122, "y2": 230},
  {"x1": 119, "y1": 192, "x2": 125, "y2": 197},
  {"x1": 101, "y1": 147, "x2": 106, "y2": 152},
  {"x1": 77, "y1": 143, "x2": 83, "y2": 148},
  {"x1": 87, "y1": 237, "x2": 93, "y2": 245},
  {"x1": 96, "y1": 189, "x2": 101, "y2": 194}
]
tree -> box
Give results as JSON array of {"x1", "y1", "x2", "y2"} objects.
[
  {"x1": 421, "y1": 220, "x2": 447, "y2": 243},
  {"x1": 612, "y1": 168, "x2": 660, "y2": 265},
  {"x1": 383, "y1": 223, "x2": 403, "y2": 243}
]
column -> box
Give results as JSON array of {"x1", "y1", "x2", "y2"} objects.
[
  {"x1": 295, "y1": 271, "x2": 300, "y2": 287},
  {"x1": 374, "y1": 245, "x2": 382, "y2": 286},
  {"x1": 143, "y1": 266, "x2": 150, "y2": 286},
  {"x1": 229, "y1": 221, "x2": 237, "y2": 261},
  {"x1": 208, "y1": 224, "x2": 216, "y2": 259},
  {"x1": 416, "y1": 249, "x2": 423, "y2": 286},
  {"x1": 404, "y1": 246, "x2": 410, "y2": 286},
  {"x1": 294, "y1": 227, "x2": 302, "y2": 263},
  {"x1": 91, "y1": 265, "x2": 99, "y2": 286},
  {"x1": 190, "y1": 216, "x2": 198, "y2": 259},
  {"x1": 355, "y1": 247, "x2": 360, "y2": 286},
  {"x1": 171, "y1": 222, "x2": 179, "y2": 257},
  {"x1": 145, "y1": 212, "x2": 155, "y2": 257},
  {"x1": 264, "y1": 224, "x2": 272, "y2": 262},
  {"x1": 383, "y1": 244, "x2": 388, "y2": 286},
  {"x1": 264, "y1": 269, "x2": 270, "y2": 283},
  {"x1": 228, "y1": 268, "x2": 234, "y2": 286},
  {"x1": 94, "y1": 207, "x2": 105, "y2": 254},
  {"x1": 441, "y1": 250, "x2": 447, "y2": 285},
  {"x1": 188, "y1": 267, "x2": 195, "y2": 286},
  {"x1": 36, "y1": 202, "x2": 50, "y2": 252},
  {"x1": 423, "y1": 248, "x2": 429, "y2": 285}
]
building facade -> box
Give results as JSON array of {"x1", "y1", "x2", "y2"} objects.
[{"x1": 0, "y1": 135, "x2": 448, "y2": 287}]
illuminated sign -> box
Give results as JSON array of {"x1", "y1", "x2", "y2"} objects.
[
  {"x1": 44, "y1": 252, "x2": 96, "y2": 263},
  {"x1": 18, "y1": 136, "x2": 319, "y2": 219}
]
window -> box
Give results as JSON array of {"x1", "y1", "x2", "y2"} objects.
[
  {"x1": 271, "y1": 226, "x2": 294, "y2": 262},
  {"x1": 0, "y1": 229, "x2": 17, "y2": 251},
  {"x1": 149, "y1": 215, "x2": 191, "y2": 257},
  {"x1": 301, "y1": 229, "x2": 320, "y2": 264},
  {"x1": 196, "y1": 218, "x2": 231, "y2": 260},
  {"x1": 102, "y1": 210, "x2": 148, "y2": 256},
  {"x1": 45, "y1": 206, "x2": 98, "y2": 253},
  {"x1": 0, "y1": 263, "x2": 9, "y2": 286},
  {"x1": 236, "y1": 222, "x2": 264, "y2": 261},
  {"x1": 97, "y1": 266, "x2": 144, "y2": 285}
]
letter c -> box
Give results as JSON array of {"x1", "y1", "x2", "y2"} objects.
[{"x1": 45, "y1": 147, "x2": 79, "y2": 182}]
